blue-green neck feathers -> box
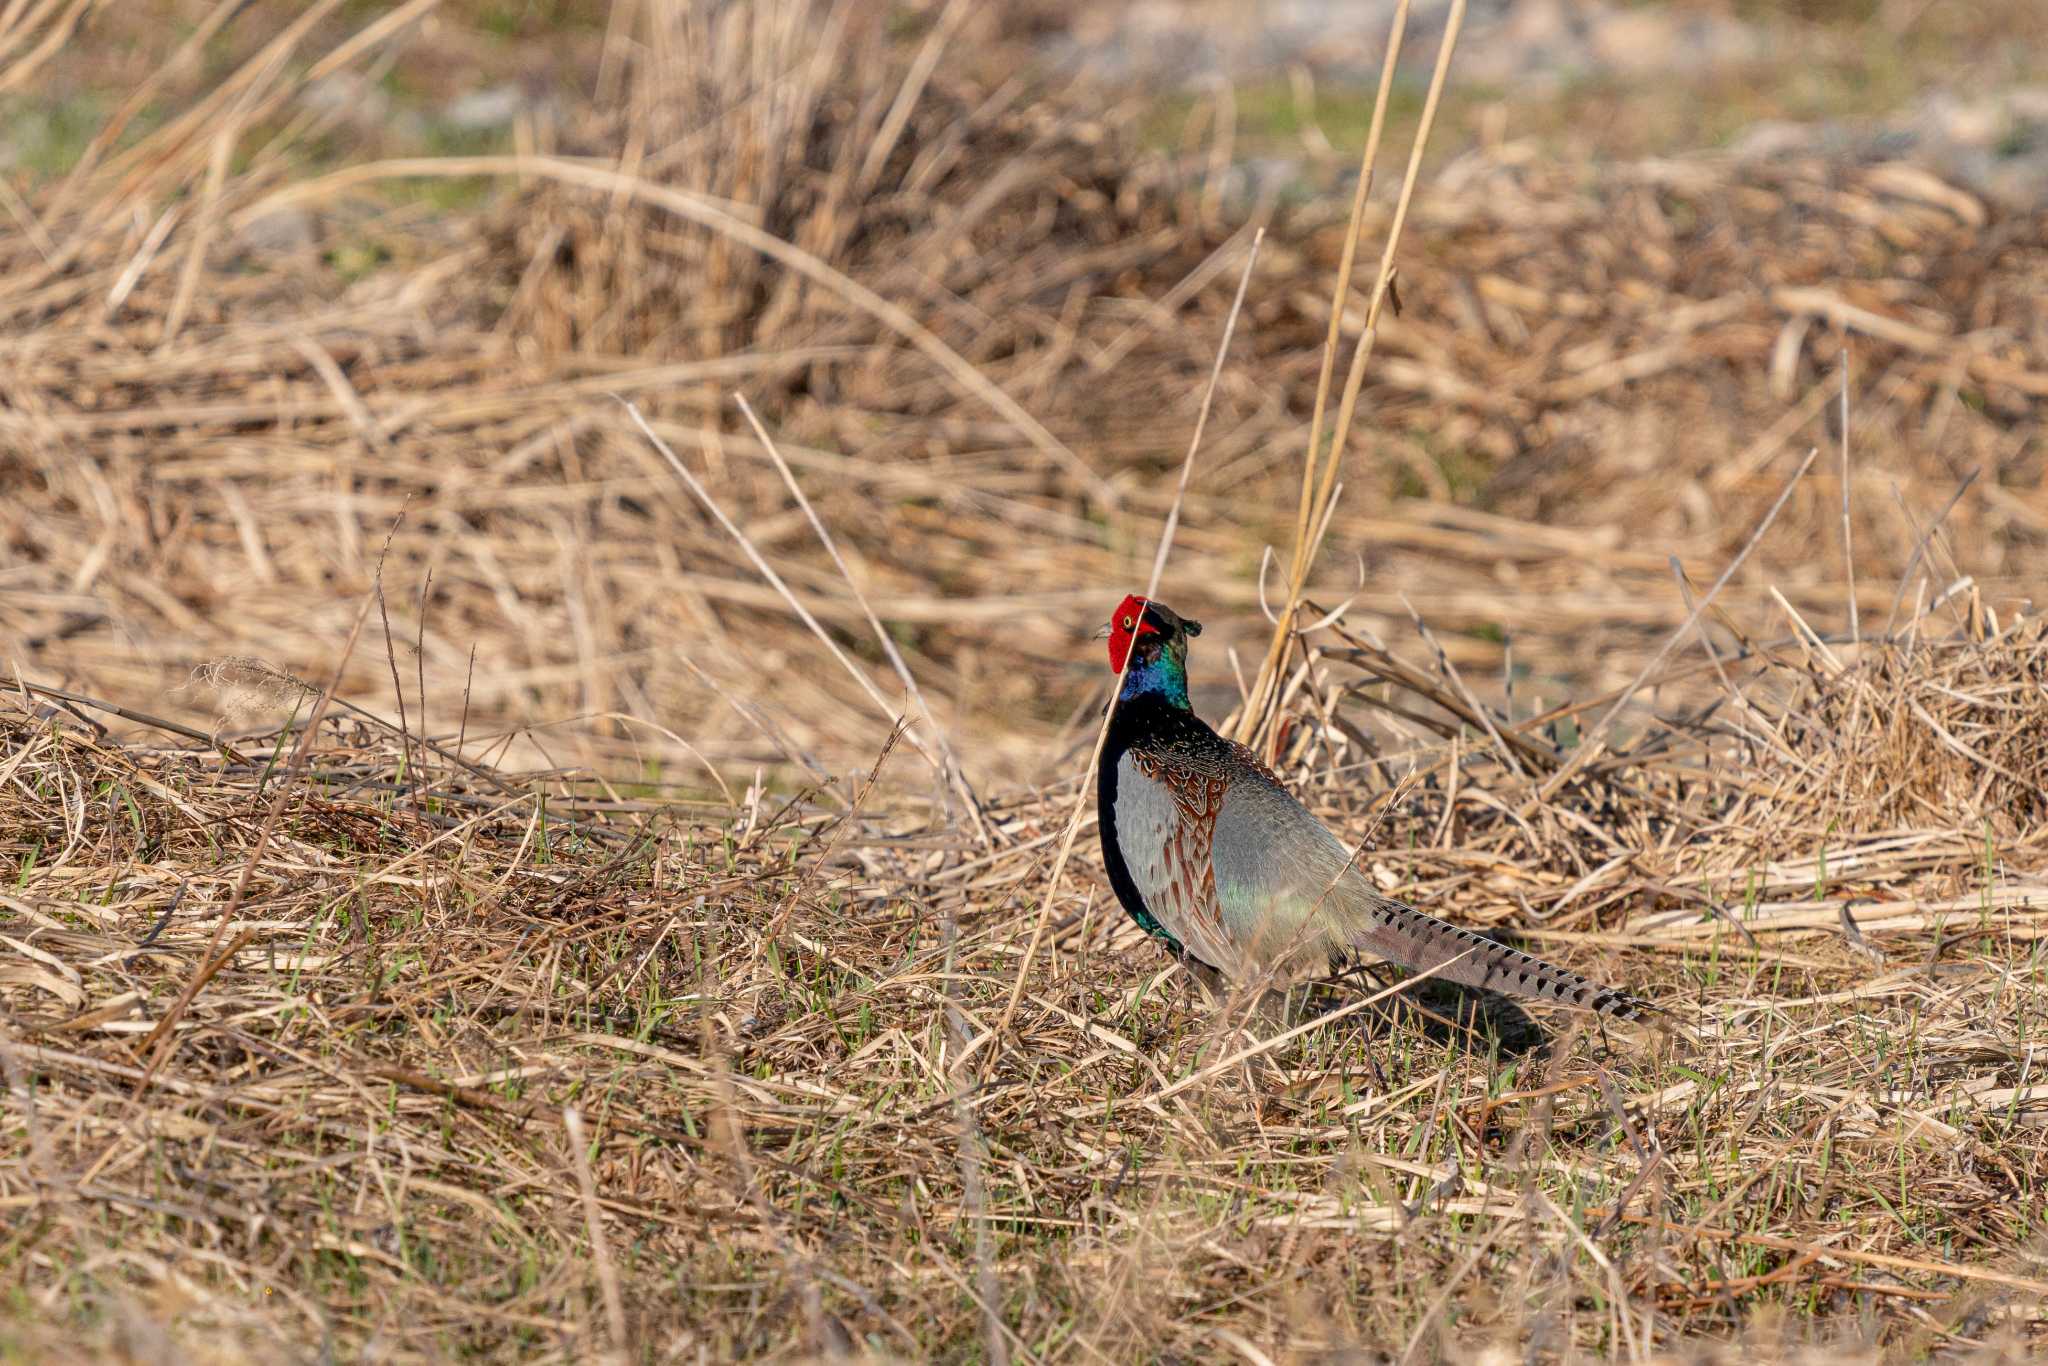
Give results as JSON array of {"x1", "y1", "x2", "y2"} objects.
[{"x1": 1120, "y1": 645, "x2": 1190, "y2": 709}]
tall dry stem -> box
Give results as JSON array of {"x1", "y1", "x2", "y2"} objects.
[{"x1": 1233, "y1": 0, "x2": 1467, "y2": 755}]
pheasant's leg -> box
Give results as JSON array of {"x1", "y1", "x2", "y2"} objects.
[{"x1": 1177, "y1": 951, "x2": 1226, "y2": 1003}]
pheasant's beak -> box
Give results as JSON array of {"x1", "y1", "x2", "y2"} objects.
[{"x1": 1092, "y1": 622, "x2": 1113, "y2": 639}]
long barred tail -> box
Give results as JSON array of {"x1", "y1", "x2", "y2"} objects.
[{"x1": 1345, "y1": 894, "x2": 1652, "y2": 1020}]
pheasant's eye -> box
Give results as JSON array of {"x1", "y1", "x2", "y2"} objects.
[{"x1": 1121, "y1": 616, "x2": 1133, "y2": 630}]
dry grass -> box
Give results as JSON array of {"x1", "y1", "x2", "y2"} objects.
[
  {"x1": 5, "y1": 583, "x2": 2048, "y2": 1361},
  {"x1": 4, "y1": 0, "x2": 2048, "y2": 1360}
]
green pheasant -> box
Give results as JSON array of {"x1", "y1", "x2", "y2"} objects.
[{"x1": 1096, "y1": 594, "x2": 1649, "y2": 1019}]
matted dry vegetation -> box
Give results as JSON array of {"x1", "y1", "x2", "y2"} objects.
[
  {"x1": 6, "y1": 575, "x2": 2048, "y2": 1362},
  {"x1": 4, "y1": 0, "x2": 2048, "y2": 1360}
]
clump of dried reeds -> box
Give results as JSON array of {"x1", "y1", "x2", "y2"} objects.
[{"x1": 1769, "y1": 611, "x2": 2048, "y2": 841}]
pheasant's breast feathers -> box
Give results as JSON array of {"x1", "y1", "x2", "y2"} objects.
[{"x1": 1110, "y1": 748, "x2": 1238, "y2": 973}]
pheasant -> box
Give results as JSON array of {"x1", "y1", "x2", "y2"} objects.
[{"x1": 1095, "y1": 594, "x2": 1649, "y2": 1020}]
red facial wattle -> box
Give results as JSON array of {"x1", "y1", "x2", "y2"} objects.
[{"x1": 1106, "y1": 594, "x2": 1161, "y2": 673}]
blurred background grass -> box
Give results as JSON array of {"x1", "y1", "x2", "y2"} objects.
[{"x1": 3, "y1": 0, "x2": 2045, "y2": 794}]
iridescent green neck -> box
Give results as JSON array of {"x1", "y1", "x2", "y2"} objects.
[{"x1": 1120, "y1": 647, "x2": 1189, "y2": 709}]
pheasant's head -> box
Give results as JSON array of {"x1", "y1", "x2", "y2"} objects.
[{"x1": 1100, "y1": 595, "x2": 1202, "y2": 681}]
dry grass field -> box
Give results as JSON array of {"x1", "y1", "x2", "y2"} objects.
[{"x1": 3, "y1": 0, "x2": 2048, "y2": 1360}]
